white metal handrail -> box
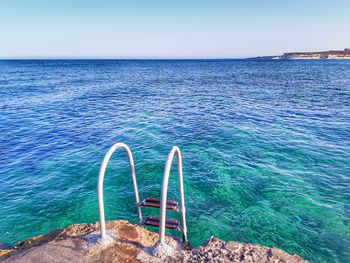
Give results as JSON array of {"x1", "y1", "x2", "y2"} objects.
[
  {"x1": 159, "y1": 146, "x2": 188, "y2": 243},
  {"x1": 97, "y1": 143, "x2": 142, "y2": 240}
]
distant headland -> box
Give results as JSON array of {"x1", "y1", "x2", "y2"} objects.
[{"x1": 248, "y1": 48, "x2": 350, "y2": 60}]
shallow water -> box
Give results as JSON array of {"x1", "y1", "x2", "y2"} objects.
[{"x1": 0, "y1": 59, "x2": 349, "y2": 262}]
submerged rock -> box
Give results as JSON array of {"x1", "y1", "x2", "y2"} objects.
[{"x1": 0, "y1": 220, "x2": 308, "y2": 262}]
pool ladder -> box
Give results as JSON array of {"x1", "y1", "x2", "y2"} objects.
[{"x1": 97, "y1": 143, "x2": 188, "y2": 245}]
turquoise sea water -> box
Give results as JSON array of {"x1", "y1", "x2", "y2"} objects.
[{"x1": 0, "y1": 60, "x2": 349, "y2": 262}]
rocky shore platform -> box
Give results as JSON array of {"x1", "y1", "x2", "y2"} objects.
[{"x1": 0, "y1": 220, "x2": 309, "y2": 263}]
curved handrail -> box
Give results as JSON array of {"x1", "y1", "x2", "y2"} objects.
[
  {"x1": 159, "y1": 146, "x2": 187, "y2": 243},
  {"x1": 97, "y1": 143, "x2": 142, "y2": 239}
]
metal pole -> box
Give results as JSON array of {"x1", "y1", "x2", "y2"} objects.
[
  {"x1": 97, "y1": 143, "x2": 142, "y2": 240},
  {"x1": 177, "y1": 149, "x2": 188, "y2": 243},
  {"x1": 159, "y1": 146, "x2": 187, "y2": 244}
]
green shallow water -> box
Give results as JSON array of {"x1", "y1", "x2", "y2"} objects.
[{"x1": 0, "y1": 60, "x2": 349, "y2": 262}]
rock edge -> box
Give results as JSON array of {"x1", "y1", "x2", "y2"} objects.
[{"x1": 0, "y1": 220, "x2": 309, "y2": 263}]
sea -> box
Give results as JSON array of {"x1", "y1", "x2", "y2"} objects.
[{"x1": 0, "y1": 59, "x2": 349, "y2": 262}]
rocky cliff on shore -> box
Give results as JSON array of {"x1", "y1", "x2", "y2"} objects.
[
  {"x1": 248, "y1": 48, "x2": 350, "y2": 60},
  {"x1": 281, "y1": 48, "x2": 350, "y2": 59},
  {"x1": 0, "y1": 220, "x2": 308, "y2": 263}
]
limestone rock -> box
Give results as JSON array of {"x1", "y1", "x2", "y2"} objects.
[{"x1": 0, "y1": 220, "x2": 309, "y2": 263}]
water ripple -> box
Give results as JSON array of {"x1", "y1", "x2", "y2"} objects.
[{"x1": 0, "y1": 60, "x2": 349, "y2": 262}]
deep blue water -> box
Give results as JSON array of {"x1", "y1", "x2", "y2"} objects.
[{"x1": 0, "y1": 59, "x2": 349, "y2": 262}]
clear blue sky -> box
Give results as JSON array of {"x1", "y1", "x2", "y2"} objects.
[{"x1": 1, "y1": 0, "x2": 349, "y2": 59}]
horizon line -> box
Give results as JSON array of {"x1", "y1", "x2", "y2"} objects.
[{"x1": 0, "y1": 57, "x2": 250, "y2": 60}]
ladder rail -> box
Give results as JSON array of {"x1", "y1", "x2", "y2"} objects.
[
  {"x1": 97, "y1": 143, "x2": 142, "y2": 240},
  {"x1": 159, "y1": 146, "x2": 187, "y2": 243}
]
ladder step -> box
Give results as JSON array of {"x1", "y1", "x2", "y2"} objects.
[
  {"x1": 143, "y1": 216, "x2": 180, "y2": 230},
  {"x1": 141, "y1": 197, "x2": 178, "y2": 211}
]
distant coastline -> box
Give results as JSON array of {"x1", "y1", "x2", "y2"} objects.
[{"x1": 248, "y1": 48, "x2": 350, "y2": 60}]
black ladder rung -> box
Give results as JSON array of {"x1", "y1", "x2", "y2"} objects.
[
  {"x1": 142, "y1": 216, "x2": 180, "y2": 230},
  {"x1": 141, "y1": 197, "x2": 178, "y2": 211}
]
